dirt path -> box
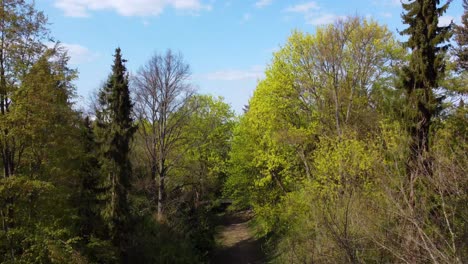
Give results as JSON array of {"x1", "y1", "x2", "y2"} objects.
[{"x1": 211, "y1": 211, "x2": 266, "y2": 264}]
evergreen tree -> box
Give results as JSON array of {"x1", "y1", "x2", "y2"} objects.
[
  {"x1": 454, "y1": 0, "x2": 468, "y2": 70},
  {"x1": 95, "y1": 48, "x2": 136, "y2": 263},
  {"x1": 77, "y1": 117, "x2": 103, "y2": 239},
  {"x1": 399, "y1": 1, "x2": 453, "y2": 261},
  {"x1": 399, "y1": 0, "x2": 452, "y2": 175},
  {"x1": 74, "y1": 117, "x2": 117, "y2": 262}
]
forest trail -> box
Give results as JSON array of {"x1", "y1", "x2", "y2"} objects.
[{"x1": 211, "y1": 211, "x2": 266, "y2": 264}]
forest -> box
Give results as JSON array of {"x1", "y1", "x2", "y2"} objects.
[{"x1": 0, "y1": 0, "x2": 467, "y2": 263}]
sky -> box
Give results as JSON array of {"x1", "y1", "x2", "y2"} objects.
[{"x1": 35, "y1": 0, "x2": 464, "y2": 114}]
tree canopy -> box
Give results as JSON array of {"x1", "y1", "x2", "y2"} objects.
[{"x1": 0, "y1": 1, "x2": 466, "y2": 263}]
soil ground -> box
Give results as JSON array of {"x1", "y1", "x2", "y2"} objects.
[{"x1": 211, "y1": 211, "x2": 266, "y2": 264}]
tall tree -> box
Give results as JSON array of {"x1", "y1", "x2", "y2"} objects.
[
  {"x1": 454, "y1": 0, "x2": 468, "y2": 70},
  {"x1": 76, "y1": 117, "x2": 103, "y2": 240},
  {"x1": 225, "y1": 17, "x2": 403, "y2": 263},
  {"x1": 133, "y1": 50, "x2": 194, "y2": 221},
  {"x1": 73, "y1": 117, "x2": 118, "y2": 263},
  {"x1": 95, "y1": 48, "x2": 136, "y2": 262},
  {"x1": 399, "y1": 0, "x2": 452, "y2": 176},
  {"x1": 399, "y1": 0, "x2": 452, "y2": 261},
  {"x1": 1, "y1": 47, "x2": 83, "y2": 263},
  {"x1": 177, "y1": 95, "x2": 235, "y2": 208},
  {"x1": 0, "y1": 0, "x2": 49, "y2": 178}
]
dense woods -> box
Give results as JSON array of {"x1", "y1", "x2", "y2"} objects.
[{"x1": 0, "y1": 0, "x2": 467, "y2": 263}]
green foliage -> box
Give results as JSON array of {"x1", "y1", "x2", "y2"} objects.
[
  {"x1": 70, "y1": 118, "x2": 116, "y2": 263},
  {"x1": 95, "y1": 48, "x2": 136, "y2": 261},
  {"x1": 0, "y1": 0, "x2": 51, "y2": 179},
  {"x1": 225, "y1": 14, "x2": 467, "y2": 263},
  {"x1": 398, "y1": 0, "x2": 452, "y2": 168},
  {"x1": 431, "y1": 103, "x2": 468, "y2": 260},
  {"x1": 9, "y1": 51, "x2": 78, "y2": 179},
  {"x1": 0, "y1": 177, "x2": 86, "y2": 264},
  {"x1": 162, "y1": 95, "x2": 235, "y2": 259},
  {"x1": 130, "y1": 94, "x2": 236, "y2": 262},
  {"x1": 263, "y1": 134, "x2": 386, "y2": 263},
  {"x1": 226, "y1": 15, "x2": 400, "y2": 237},
  {"x1": 1, "y1": 2, "x2": 466, "y2": 263},
  {"x1": 173, "y1": 95, "x2": 235, "y2": 204},
  {"x1": 454, "y1": 0, "x2": 468, "y2": 71},
  {"x1": 0, "y1": 34, "x2": 85, "y2": 261},
  {"x1": 126, "y1": 215, "x2": 202, "y2": 264}
]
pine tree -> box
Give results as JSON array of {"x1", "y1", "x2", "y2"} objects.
[
  {"x1": 95, "y1": 48, "x2": 136, "y2": 263},
  {"x1": 399, "y1": 0, "x2": 452, "y2": 175}
]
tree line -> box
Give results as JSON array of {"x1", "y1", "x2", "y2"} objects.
[
  {"x1": 226, "y1": 0, "x2": 467, "y2": 263},
  {"x1": 0, "y1": 0, "x2": 467, "y2": 263},
  {"x1": 0, "y1": 1, "x2": 234, "y2": 263}
]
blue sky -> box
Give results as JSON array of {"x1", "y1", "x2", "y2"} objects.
[{"x1": 36, "y1": 0, "x2": 464, "y2": 113}]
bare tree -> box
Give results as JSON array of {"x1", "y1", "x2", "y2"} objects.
[{"x1": 133, "y1": 50, "x2": 194, "y2": 221}]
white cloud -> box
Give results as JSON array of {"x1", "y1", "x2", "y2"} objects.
[
  {"x1": 371, "y1": 0, "x2": 405, "y2": 8},
  {"x1": 438, "y1": 15, "x2": 454, "y2": 27},
  {"x1": 202, "y1": 65, "x2": 264, "y2": 81},
  {"x1": 63, "y1": 43, "x2": 100, "y2": 65},
  {"x1": 48, "y1": 43, "x2": 99, "y2": 65},
  {"x1": 54, "y1": 0, "x2": 212, "y2": 17},
  {"x1": 284, "y1": 2, "x2": 340, "y2": 26},
  {"x1": 376, "y1": 0, "x2": 401, "y2": 6},
  {"x1": 306, "y1": 13, "x2": 342, "y2": 25},
  {"x1": 255, "y1": 0, "x2": 272, "y2": 8},
  {"x1": 285, "y1": 2, "x2": 319, "y2": 13}
]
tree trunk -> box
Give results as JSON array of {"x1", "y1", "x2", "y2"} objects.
[
  {"x1": 157, "y1": 173, "x2": 165, "y2": 222},
  {"x1": 157, "y1": 154, "x2": 166, "y2": 222},
  {"x1": 404, "y1": 100, "x2": 433, "y2": 263}
]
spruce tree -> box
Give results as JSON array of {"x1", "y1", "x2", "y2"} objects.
[
  {"x1": 399, "y1": 1, "x2": 452, "y2": 261},
  {"x1": 74, "y1": 117, "x2": 118, "y2": 262},
  {"x1": 454, "y1": 0, "x2": 468, "y2": 70},
  {"x1": 77, "y1": 117, "x2": 103, "y2": 239},
  {"x1": 95, "y1": 48, "x2": 136, "y2": 263},
  {"x1": 399, "y1": 0, "x2": 452, "y2": 175}
]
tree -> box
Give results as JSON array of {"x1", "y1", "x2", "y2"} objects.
[
  {"x1": 76, "y1": 118, "x2": 103, "y2": 239},
  {"x1": 399, "y1": 0, "x2": 451, "y2": 176},
  {"x1": 159, "y1": 95, "x2": 235, "y2": 257},
  {"x1": 176, "y1": 95, "x2": 235, "y2": 207},
  {"x1": 133, "y1": 49, "x2": 194, "y2": 221},
  {"x1": 398, "y1": 0, "x2": 453, "y2": 261},
  {"x1": 225, "y1": 17, "x2": 403, "y2": 263},
  {"x1": 73, "y1": 117, "x2": 117, "y2": 263},
  {"x1": 95, "y1": 48, "x2": 136, "y2": 262},
  {"x1": 10, "y1": 48, "x2": 77, "y2": 177},
  {"x1": 0, "y1": 0, "x2": 49, "y2": 178},
  {"x1": 454, "y1": 0, "x2": 468, "y2": 71},
  {"x1": 0, "y1": 47, "x2": 85, "y2": 263}
]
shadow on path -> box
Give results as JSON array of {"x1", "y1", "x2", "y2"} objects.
[{"x1": 211, "y1": 211, "x2": 266, "y2": 264}]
